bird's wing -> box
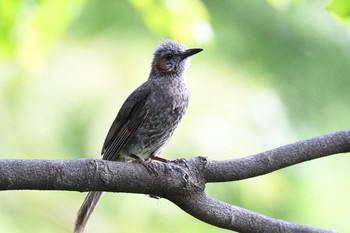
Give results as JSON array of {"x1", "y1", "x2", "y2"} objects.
[{"x1": 101, "y1": 82, "x2": 151, "y2": 161}]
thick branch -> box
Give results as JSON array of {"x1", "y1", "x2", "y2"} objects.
[
  {"x1": 0, "y1": 159, "x2": 185, "y2": 194},
  {"x1": 1, "y1": 129, "x2": 348, "y2": 232},
  {"x1": 0, "y1": 158, "x2": 338, "y2": 232},
  {"x1": 204, "y1": 129, "x2": 350, "y2": 182},
  {"x1": 172, "y1": 193, "x2": 335, "y2": 233}
]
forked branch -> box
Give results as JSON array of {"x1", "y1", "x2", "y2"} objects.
[{"x1": 0, "y1": 129, "x2": 349, "y2": 232}]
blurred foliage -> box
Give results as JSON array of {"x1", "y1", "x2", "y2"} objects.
[
  {"x1": 0, "y1": 0, "x2": 350, "y2": 233},
  {"x1": 0, "y1": 0, "x2": 86, "y2": 71},
  {"x1": 328, "y1": 0, "x2": 350, "y2": 21},
  {"x1": 130, "y1": 0, "x2": 213, "y2": 44},
  {"x1": 205, "y1": 0, "x2": 350, "y2": 136},
  {"x1": 267, "y1": 0, "x2": 300, "y2": 10}
]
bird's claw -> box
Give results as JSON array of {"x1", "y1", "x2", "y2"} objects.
[
  {"x1": 169, "y1": 158, "x2": 188, "y2": 168},
  {"x1": 133, "y1": 159, "x2": 159, "y2": 175}
]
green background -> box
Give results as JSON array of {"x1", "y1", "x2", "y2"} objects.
[{"x1": 0, "y1": 0, "x2": 349, "y2": 232}]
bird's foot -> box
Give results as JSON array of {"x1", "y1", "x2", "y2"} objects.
[
  {"x1": 169, "y1": 158, "x2": 188, "y2": 168},
  {"x1": 151, "y1": 154, "x2": 188, "y2": 168},
  {"x1": 133, "y1": 158, "x2": 159, "y2": 175},
  {"x1": 151, "y1": 155, "x2": 188, "y2": 167}
]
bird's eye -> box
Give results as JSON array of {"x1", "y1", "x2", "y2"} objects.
[{"x1": 165, "y1": 54, "x2": 173, "y2": 61}]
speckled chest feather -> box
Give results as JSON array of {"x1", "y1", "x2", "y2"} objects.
[{"x1": 121, "y1": 76, "x2": 189, "y2": 159}]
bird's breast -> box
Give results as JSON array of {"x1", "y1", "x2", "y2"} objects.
[{"x1": 122, "y1": 77, "x2": 189, "y2": 159}]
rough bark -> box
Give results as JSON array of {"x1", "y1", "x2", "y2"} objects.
[{"x1": 1, "y1": 129, "x2": 349, "y2": 232}]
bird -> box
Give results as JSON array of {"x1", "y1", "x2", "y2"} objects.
[{"x1": 73, "y1": 40, "x2": 202, "y2": 233}]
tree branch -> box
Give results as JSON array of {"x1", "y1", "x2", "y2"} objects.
[
  {"x1": 172, "y1": 193, "x2": 335, "y2": 233},
  {"x1": 1, "y1": 129, "x2": 349, "y2": 232},
  {"x1": 204, "y1": 129, "x2": 350, "y2": 182}
]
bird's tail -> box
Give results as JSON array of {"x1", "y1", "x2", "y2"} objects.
[{"x1": 74, "y1": 191, "x2": 104, "y2": 233}]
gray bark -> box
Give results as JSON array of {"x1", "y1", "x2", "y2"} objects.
[{"x1": 1, "y1": 129, "x2": 349, "y2": 232}]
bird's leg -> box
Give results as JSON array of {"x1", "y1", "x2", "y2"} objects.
[
  {"x1": 151, "y1": 154, "x2": 188, "y2": 168},
  {"x1": 151, "y1": 155, "x2": 169, "y2": 163},
  {"x1": 129, "y1": 154, "x2": 161, "y2": 199},
  {"x1": 128, "y1": 153, "x2": 142, "y2": 160},
  {"x1": 130, "y1": 154, "x2": 159, "y2": 174}
]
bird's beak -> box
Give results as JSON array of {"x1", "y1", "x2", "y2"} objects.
[{"x1": 180, "y1": 48, "x2": 203, "y2": 60}]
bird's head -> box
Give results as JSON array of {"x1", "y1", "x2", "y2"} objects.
[{"x1": 150, "y1": 40, "x2": 202, "y2": 77}]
